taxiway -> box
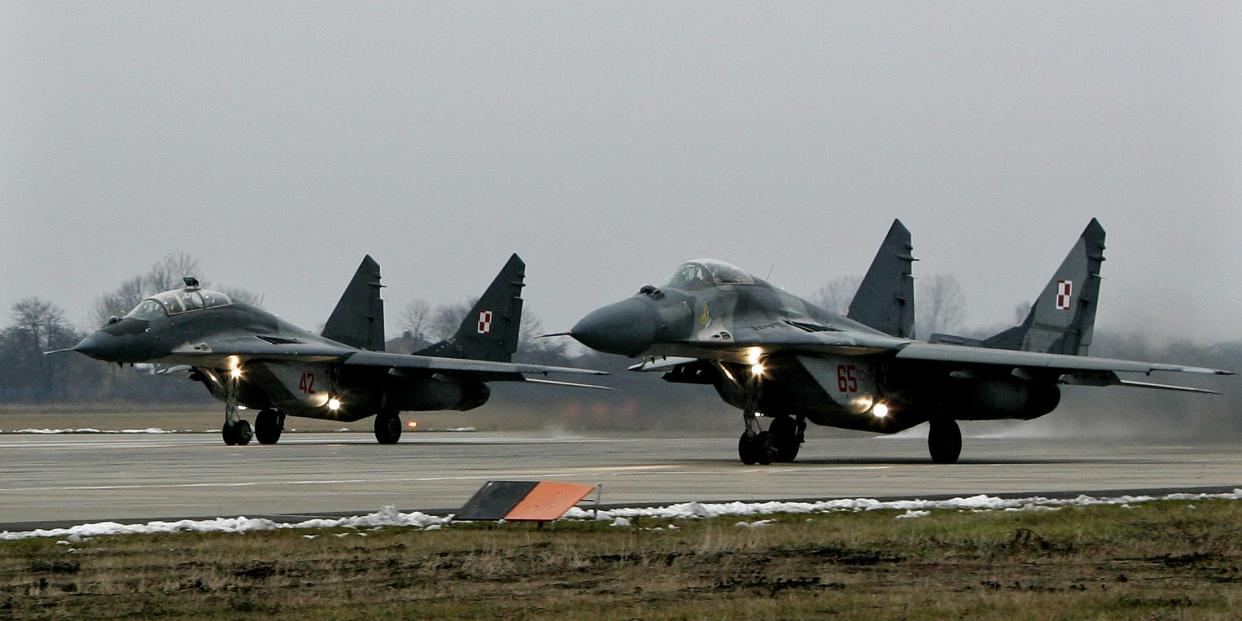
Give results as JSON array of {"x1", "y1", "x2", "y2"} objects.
[{"x1": 1, "y1": 431, "x2": 1237, "y2": 527}]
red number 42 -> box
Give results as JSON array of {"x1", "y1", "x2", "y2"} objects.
[
  {"x1": 298, "y1": 372, "x2": 315, "y2": 394},
  {"x1": 836, "y1": 364, "x2": 858, "y2": 393}
]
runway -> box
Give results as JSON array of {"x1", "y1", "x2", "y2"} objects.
[{"x1": 1, "y1": 431, "x2": 1238, "y2": 527}]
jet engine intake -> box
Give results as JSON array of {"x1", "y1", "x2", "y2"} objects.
[
  {"x1": 944, "y1": 378, "x2": 1061, "y2": 420},
  {"x1": 386, "y1": 376, "x2": 491, "y2": 412}
]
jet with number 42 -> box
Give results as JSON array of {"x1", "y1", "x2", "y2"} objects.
[
  {"x1": 60, "y1": 254, "x2": 606, "y2": 446},
  {"x1": 565, "y1": 219, "x2": 1233, "y2": 465}
]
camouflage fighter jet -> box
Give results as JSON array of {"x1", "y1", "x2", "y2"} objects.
[
  {"x1": 565, "y1": 220, "x2": 1232, "y2": 464},
  {"x1": 62, "y1": 254, "x2": 606, "y2": 446}
]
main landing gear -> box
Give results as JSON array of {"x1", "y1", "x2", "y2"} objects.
[
  {"x1": 928, "y1": 418, "x2": 962, "y2": 464},
  {"x1": 255, "y1": 409, "x2": 285, "y2": 445},
  {"x1": 374, "y1": 410, "x2": 402, "y2": 444}
]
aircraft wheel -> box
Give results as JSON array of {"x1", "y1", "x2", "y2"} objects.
[
  {"x1": 738, "y1": 431, "x2": 775, "y2": 465},
  {"x1": 374, "y1": 412, "x2": 402, "y2": 445},
  {"x1": 222, "y1": 420, "x2": 253, "y2": 446},
  {"x1": 738, "y1": 432, "x2": 757, "y2": 465},
  {"x1": 769, "y1": 416, "x2": 800, "y2": 463},
  {"x1": 233, "y1": 419, "x2": 253, "y2": 446},
  {"x1": 255, "y1": 409, "x2": 283, "y2": 445},
  {"x1": 928, "y1": 419, "x2": 961, "y2": 464}
]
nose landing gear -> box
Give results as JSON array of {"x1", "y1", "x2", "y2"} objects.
[{"x1": 220, "y1": 365, "x2": 253, "y2": 446}]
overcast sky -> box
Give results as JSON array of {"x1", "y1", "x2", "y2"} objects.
[{"x1": 2, "y1": 2, "x2": 1239, "y2": 343}]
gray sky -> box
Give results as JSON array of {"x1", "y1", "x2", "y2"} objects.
[{"x1": 2, "y1": 2, "x2": 1239, "y2": 342}]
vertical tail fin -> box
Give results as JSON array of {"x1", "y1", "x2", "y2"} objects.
[
  {"x1": 984, "y1": 218, "x2": 1106, "y2": 355},
  {"x1": 322, "y1": 255, "x2": 386, "y2": 351},
  {"x1": 416, "y1": 254, "x2": 525, "y2": 362},
  {"x1": 847, "y1": 219, "x2": 916, "y2": 338}
]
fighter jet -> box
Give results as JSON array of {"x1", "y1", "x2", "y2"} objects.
[
  {"x1": 566, "y1": 219, "x2": 1233, "y2": 464},
  {"x1": 62, "y1": 254, "x2": 605, "y2": 446}
]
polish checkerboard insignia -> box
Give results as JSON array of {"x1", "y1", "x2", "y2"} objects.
[
  {"x1": 477, "y1": 310, "x2": 493, "y2": 334},
  {"x1": 1055, "y1": 280, "x2": 1073, "y2": 310}
]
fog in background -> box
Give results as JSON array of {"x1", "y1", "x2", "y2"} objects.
[{"x1": 2, "y1": 3, "x2": 1239, "y2": 438}]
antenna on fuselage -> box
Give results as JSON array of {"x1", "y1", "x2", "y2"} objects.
[{"x1": 183, "y1": 276, "x2": 200, "y2": 291}]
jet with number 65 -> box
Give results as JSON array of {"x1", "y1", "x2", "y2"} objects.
[
  {"x1": 562, "y1": 219, "x2": 1232, "y2": 465},
  {"x1": 57, "y1": 254, "x2": 606, "y2": 446}
]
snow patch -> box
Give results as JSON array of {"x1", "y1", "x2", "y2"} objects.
[
  {"x1": 5, "y1": 489, "x2": 1240, "y2": 541},
  {"x1": 735, "y1": 519, "x2": 774, "y2": 528},
  {"x1": 0, "y1": 505, "x2": 448, "y2": 541},
  {"x1": 563, "y1": 489, "x2": 1242, "y2": 523},
  {"x1": 4, "y1": 428, "x2": 176, "y2": 435}
]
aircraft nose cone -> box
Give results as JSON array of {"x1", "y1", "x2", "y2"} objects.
[
  {"x1": 571, "y1": 298, "x2": 658, "y2": 356},
  {"x1": 73, "y1": 331, "x2": 118, "y2": 361}
]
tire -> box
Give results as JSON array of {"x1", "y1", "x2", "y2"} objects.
[
  {"x1": 928, "y1": 419, "x2": 962, "y2": 464},
  {"x1": 233, "y1": 419, "x2": 253, "y2": 446},
  {"x1": 222, "y1": 422, "x2": 237, "y2": 446},
  {"x1": 753, "y1": 431, "x2": 775, "y2": 465},
  {"x1": 255, "y1": 409, "x2": 283, "y2": 445},
  {"x1": 738, "y1": 432, "x2": 757, "y2": 465},
  {"x1": 769, "y1": 416, "x2": 800, "y2": 463},
  {"x1": 374, "y1": 412, "x2": 402, "y2": 445}
]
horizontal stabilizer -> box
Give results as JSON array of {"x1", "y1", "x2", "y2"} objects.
[
  {"x1": 927, "y1": 333, "x2": 984, "y2": 347},
  {"x1": 628, "y1": 356, "x2": 700, "y2": 372},
  {"x1": 521, "y1": 377, "x2": 613, "y2": 390},
  {"x1": 1115, "y1": 379, "x2": 1222, "y2": 395}
]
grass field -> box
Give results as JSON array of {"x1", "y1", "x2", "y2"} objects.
[{"x1": 1, "y1": 499, "x2": 1239, "y2": 620}]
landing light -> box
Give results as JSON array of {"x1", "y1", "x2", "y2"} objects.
[
  {"x1": 327, "y1": 397, "x2": 342, "y2": 411},
  {"x1": 229, "y1": 367, "x2": 242, "y2": 380},
  {"x1": 750, "y1": 362, "x2": 765, "y2": 377},
  {"x1": 745, "y1": 347, "x2": 763, "y2": 366},
  {"x1": 871, "y1": 403, "x2": 889, "y2": 419},
  {"x1": 407, "y1": 421, "x2": 418, "y2": 429}
]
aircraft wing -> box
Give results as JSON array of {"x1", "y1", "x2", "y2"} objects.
[
  {"x1": 640, "y1": 328, "x2": 1231, "y2": 392},
  {"x1": 153, "y1": 336, "x2": 357, "y2": 366},
  {"x1": 893, "y1": 342, "x2": 1231, "y2": 376},
  {"x1": 343, "y1": 350, "x2": 609, "y2": 379}
]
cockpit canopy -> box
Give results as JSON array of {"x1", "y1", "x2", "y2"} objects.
[
  {"x1": 124, "y1": 287, "x2": 234, "y2": 320},
  {"x1": 666, "y1": 260, "x2": 758, "y2": 289}
]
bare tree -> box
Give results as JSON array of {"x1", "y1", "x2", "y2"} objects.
[
  {"x1": 399, "y1": 299, "x2": 432, "y2": 341},
  {"x1": 145, "y1": 252, "x2": 202, "y2": 293},
  {"x1": 92, "y1": 275, "x2": 147, "y2": 327},
  {"x1": 917, "y1": 274, "x2": 966, "y2": 337},
  {"x1": 428, "y1": 297, "x2": 478, "y2": 341},
  {"x1": 12, "y1": 298, "x2": 72, "y2": 351},
  {"x1": 813, "y1": 275, "x2": 862, "y2": 315},
  {"x1": 220, "y1": 287, "x2": 262, "y2": 306},
  {"x1": 1013, "y1": 301, "x2": 1032, "y2": 324}
]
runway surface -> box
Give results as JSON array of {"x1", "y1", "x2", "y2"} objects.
[{"x1": 1, "y1": 431, "x2": 1238, "y2": 527}]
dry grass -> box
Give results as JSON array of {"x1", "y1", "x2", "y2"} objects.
[{"x1": 1, "y1": 500, "x2": 1239, "y2": 619}]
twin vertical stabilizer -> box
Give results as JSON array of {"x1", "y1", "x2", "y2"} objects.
[
  {"x1": 322, "y1": 255, "x2": 386, "y2": 352},
  {"x1": 416, "y1": 254, "x2": 526, "y2": 363},
  {"x1": 983, "y1": 219, "x2": 1105, "y2": 355},
  {"x1": 848, "y1": 219, "x2": 916, "y2": 339}
]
